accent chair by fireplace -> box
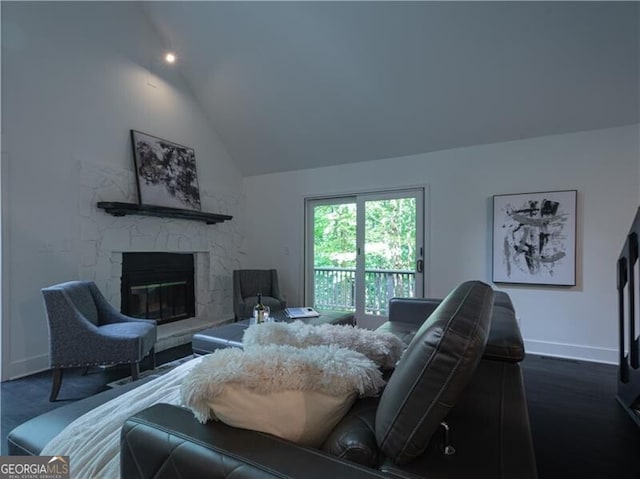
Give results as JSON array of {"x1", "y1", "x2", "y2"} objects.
[
  {"x1": 233, "y1": 269, "x2": 287, "y2": 320},
  {"x1": 41, "y1": 281, "x2": 157, "y2": 401}
]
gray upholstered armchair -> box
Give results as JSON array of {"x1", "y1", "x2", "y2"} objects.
[
  {"x1": 41, "y1": 281, "x2": 157, "y2": 401},
  {"x1": 233, "y1": 269, "x2": 286, "y2": 320}
]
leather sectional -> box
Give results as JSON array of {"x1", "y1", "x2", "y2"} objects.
[
  {"x1": 9, "y1": 281, "x2": 537, "y2": 479},
  {"x1": 121, "y1": 281, "x2": 536, "y2": 478}
]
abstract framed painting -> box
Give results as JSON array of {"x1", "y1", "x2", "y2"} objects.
[
  {"x1": 492, "y1": 189, "x2": 577, "y2": 286},
  {"x1": 130, "y1": 130, "x2": 202, "y2": 211}
]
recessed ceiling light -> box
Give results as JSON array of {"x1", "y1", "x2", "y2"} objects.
[{"x1": 165, "y1": 52, "x2": 176, "y2": 64}]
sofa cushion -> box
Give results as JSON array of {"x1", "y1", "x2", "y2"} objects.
[{"x1": 375, "y1": 280, "x2": 494, "y2": 465}]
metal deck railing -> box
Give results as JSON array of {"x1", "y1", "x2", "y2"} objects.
[{"x1": 314, "y1": 267, "x2": 415, "y2": 316}]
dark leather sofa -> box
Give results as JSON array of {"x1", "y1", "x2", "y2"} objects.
[
  {"x1": 120, "y1": 281, "x2": 537, "y2": 479},
  {"x1": 8, "y1": 281, "x2": 537, "y2": 479}
]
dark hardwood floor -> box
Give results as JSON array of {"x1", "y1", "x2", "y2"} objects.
[
  {"x1": 521, "y1": 355, "x2": 640, "y2": 479},
  {"x1": 2, "y1": 349, "x2": 639, "y2": 478}
]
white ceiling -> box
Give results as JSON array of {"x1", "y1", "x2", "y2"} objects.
[{"x1": 144, "y1": 2, "x2": 639, "y2": 176}]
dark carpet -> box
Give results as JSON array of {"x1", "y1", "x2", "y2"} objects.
[{"x1": 0, "y1": 343, "x2": 192, "y2": 456}]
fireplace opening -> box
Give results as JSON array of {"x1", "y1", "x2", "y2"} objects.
[{"x1": 121, "y1": 252, "x2": 195, "y2": 325}]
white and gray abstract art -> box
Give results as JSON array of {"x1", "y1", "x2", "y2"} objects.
[
  {"x1": 131, "y1": 130, "x2": 202, "y2": 211},
  {"x1": 492, "y1": 190, "x2": 576, "y2": 285}
]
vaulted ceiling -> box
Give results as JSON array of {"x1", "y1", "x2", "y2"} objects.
[{"x1": 143, "y1": 2, "x2": 639, "y2": 176}]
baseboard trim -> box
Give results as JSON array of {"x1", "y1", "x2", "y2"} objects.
[
  {"x1": 524, "y1": 339, "x2": 617, "y2": 365},
  {"x1": 4, "y1": 337, "x2": 619, "y2": 378},
  {"x1": 4, "y1": 316, "x2": 233, "y2": 380},
  {"x1": 7, "y1": 353, "x2": 49, "y2": 380}
]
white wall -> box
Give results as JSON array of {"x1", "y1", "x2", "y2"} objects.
[
  {"x1": 2, "y1": 4, "x2": 638, "y2": 378},
  {"x1": 243, "y1": 125, "x2": 640, "y2": 364},
  {"x1": 1, "y1": 3, "x2": 244, "y2": 379}
]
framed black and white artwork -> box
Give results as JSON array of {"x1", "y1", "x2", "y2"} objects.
[
  {"x1": 130, "y1": 130, "x2": 202, "y2": 211},
  {"x1": 492, "y1": 189, "x2": 577, "y2": 286}
]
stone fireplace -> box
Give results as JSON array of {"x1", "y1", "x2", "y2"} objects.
[
  {"x1": 78, "y1": 160, "x2": 243, "y2": 348},
  {"x1": 107, "y1": 250, "x2": 211, "y2": 326}
]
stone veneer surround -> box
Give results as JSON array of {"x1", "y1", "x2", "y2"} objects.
[{"x1": 79, "y1": 161, "x2": 243, "y2": 328}]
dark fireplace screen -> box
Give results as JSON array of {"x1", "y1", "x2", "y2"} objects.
[{"x1": 121, "y1": 252, "x2": 195, "y2": 325}]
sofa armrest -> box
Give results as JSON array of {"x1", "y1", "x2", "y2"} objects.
[
  {"x1": 485, "y1": 305, "x2": 525, "y2": 362},
  {"x1": 381, "y1": 360, "x2": 537, "y2": 479},
  {"x1": 121, "y1": 404, "x2": 390, "y2": 479},
  {"x1": 387, "y1": 295, "x2": 525, "y2": 362},
  {"x1": 388, "y1": 297, "x2": 441, "y2": 325}
]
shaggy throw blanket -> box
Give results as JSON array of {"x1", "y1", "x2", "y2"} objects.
[
  {"x1": 41, "y1": 357, "x2": 202, "y2": 479},
  {"x1": 243, "y1": 321, "x2": 404, "y2": 369},
  {"x1": 181, "y1": 344, "x2": 385, "y2": 423}
]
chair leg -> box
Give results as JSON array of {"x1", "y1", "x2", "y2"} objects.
[
  {"x1": 130, "y1": 362, "x2": 140, "y2": 382},
  {"x1": 148, "y1": 347, "x2": 156, "y2": 370},
  {"x1": 50, "y1": 368, "x2": 63, "y2": 402}
]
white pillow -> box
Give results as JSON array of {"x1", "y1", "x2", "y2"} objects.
[
  {"x1": 210, "y1": 386, "x2": 356, "y2": 447},
  {"x1": 243, "y1": 321, "x2": 404, "y2": 369},
  {"x1": 181, "y1": 344, "x2": 384, "y2": 447}
]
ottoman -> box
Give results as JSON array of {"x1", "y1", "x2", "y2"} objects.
[{"x1": 192, "y1": 310, "x2": 355, "y2": 355}]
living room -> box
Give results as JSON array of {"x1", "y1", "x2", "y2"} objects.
[{"x1": 1, "y1": 1, "x2": 639, "y2": 477}]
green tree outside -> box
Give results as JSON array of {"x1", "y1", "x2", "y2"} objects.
[
  {"x1": 313, "y1": 199, "x2": 416, "y2": 271},
  {"x1": 313, "y1": 203, "x2": 357, "y2": 268}
]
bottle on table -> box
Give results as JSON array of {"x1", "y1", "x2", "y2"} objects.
[{"x1": 254, "y1": 293, "x2": 265, "y2": 324}]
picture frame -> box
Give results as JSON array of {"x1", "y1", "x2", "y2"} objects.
[
  {"x1": 130, "y1": 130, "x2": 202, "y2": 211},
  {"x1": 492, "y1": 189, "x2": 577, "y2": 286}
]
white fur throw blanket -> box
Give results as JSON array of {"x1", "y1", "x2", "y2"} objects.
[
  {"x1": 181, "y1": 344, "x2": 385, "y2": 423},
  {"x1": 243, "y1": 321, "x2": 404, "y2": 369},
  {"x1": 41, "y1": 356, "x2": 202, "y2": 479}
]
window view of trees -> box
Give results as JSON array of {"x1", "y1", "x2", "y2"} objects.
[
  {"x1": 313, "y1": 203, "x2": 357, "y2": 268},
  {"x1": 313, "y1": 199, "x2": 416, "y2": 271},
  {"x1": 364, "y1": 198, "x2": 416, "y2": 271},
  {"x1": 312, "y1": 197, "x2": 418, "y2": 315}
]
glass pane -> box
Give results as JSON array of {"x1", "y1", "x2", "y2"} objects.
[
  {"x1": 161, "y1": 281, "x2": 187, "y2": 320},
  {"x1": 364, "y1": 197, "x2": 417, "y2": 315},
  {"x1": 130, "y1": 281, "x2": 187, "y2": 320},
  {"x1": 129, "y1": 286, "x2": 148, "y2": 318},
  {"x1": 130, "y1": 285, "x2": 162, "y2": 319},
  {"x1": 313, "y1": 202, "x2": 357, "y2": 312}
]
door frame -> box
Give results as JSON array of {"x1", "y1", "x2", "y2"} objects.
[
  {"x1": 304, "y1": 185, "x2": 429, "y2": 322},
  {"x1": 1, "y1": 152, "x2": 8, "y2": 381},
  {"x1": 304, "y1": 195, "x2": 357, "y2": 310},
  {"x1": 356, "y1": 189, "x2": 424, "y2": 323}
]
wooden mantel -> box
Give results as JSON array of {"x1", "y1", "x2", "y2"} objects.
[{"x1": 97, "y1": 202, "x2": 232, "y2": 225}]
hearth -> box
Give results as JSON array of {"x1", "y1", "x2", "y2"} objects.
[{"x1": 121, "y1": 252, "x2": 195, "y2": 325}]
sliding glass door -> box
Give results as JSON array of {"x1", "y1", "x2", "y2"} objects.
[{"x1": 305, "y1": 188, "x2": 424, "y2": 322}]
